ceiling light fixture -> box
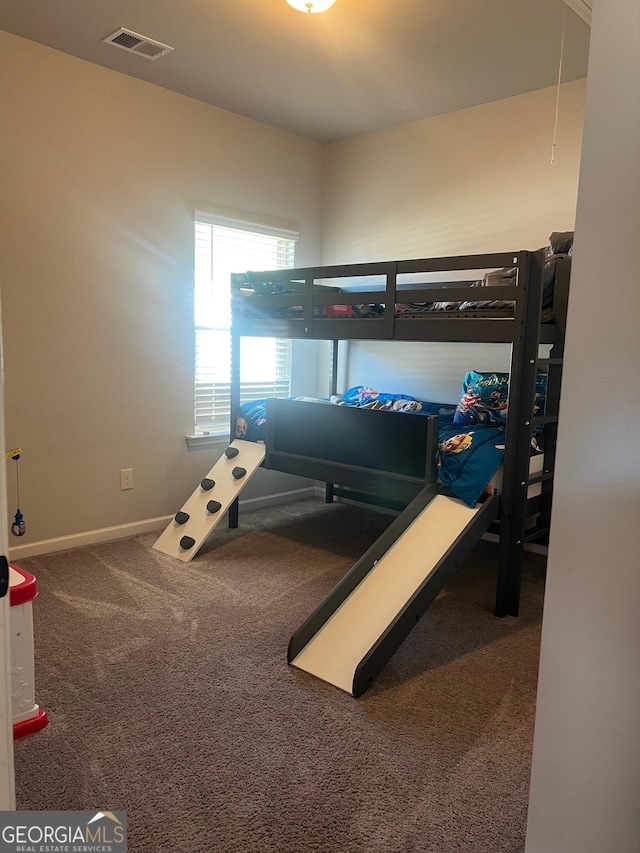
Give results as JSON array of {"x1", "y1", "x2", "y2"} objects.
[{"x1": 285, "y1": 0, "x2": 337, "y2": 13}]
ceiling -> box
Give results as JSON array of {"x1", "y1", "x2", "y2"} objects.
[{"x1": 0, "y1": 0, "x2": 590, "y2": 143}]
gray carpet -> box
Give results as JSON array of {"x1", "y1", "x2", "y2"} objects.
[{"x1": 13, "y1": 497, "x2": 546, "y2": 852}]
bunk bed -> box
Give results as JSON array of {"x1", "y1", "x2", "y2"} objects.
[{"x1": 222, "y1": 240, "x2": 570, "y2": 695}]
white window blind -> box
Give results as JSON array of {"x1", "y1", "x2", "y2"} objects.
[{"x1": 194, "y1": 214, "x2": 297, "y2": 434}]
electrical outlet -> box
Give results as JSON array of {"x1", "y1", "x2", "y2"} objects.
[{"x1": 120, "y1": 468, "x2": 134, "y2": 490}]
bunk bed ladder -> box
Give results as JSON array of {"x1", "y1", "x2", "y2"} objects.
[
  {"x1": 495, "y1": 253, "x2": 568, "y2": 615},
  {"x1": 495, "y1": 250, "x2": 545, "y2": 617},
  {"x1": 325, "y1": 338, "x2": 340, "y2": 505},
  {"x1": 532, "y1": 258, "x2": 569, "y2": 538},
  {"x1": 229, "y1": 311, "x2": 242, "y2": 529},
  {"x1": 528, "y1": 356, "x2": 563, "y2": 543}
]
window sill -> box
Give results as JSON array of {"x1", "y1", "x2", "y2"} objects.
[{"x1": 185, "y1": 433, "x2": 230, "y2": 449}]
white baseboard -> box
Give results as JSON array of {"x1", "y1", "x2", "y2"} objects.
[
  {"x1": 9, "y1": 486, "x2": 548, "y2": 561},
  {"x1": 9, "y1": 516, "x2": 171, "y2": 560},
  {"x1": 9, "y1": 487, "x2": 317, "y2": 560}
]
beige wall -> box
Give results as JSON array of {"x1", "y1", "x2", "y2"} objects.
[
  {"x1": 0, "y1": 32, "x2": 324, "y2": 550},
  {"x1": 323, "y1": 80, "x2": 585, "y2": 263},
  {"x1": 526, "y1": 1, "x2": 640, "y2": 850},
  {"x1": 322, "y1": 81, "x2": 585, "y2": 402}
]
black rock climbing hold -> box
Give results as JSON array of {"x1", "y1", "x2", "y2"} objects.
[
  {"x1": 201, "y1": 478, "x2": 215, "y2": 491},
  {"x1": 175, "y1": 511, "x2": 190, "y2": 525},
  {"x1": 179, "y1": 535, "x2": 196, "y2": 550},
  {"x1": 206, "y1": 500, "x2": 222, "y2": 514},
  {"x1": 232, "y1": 466, "x2": 246, "y2": 480},
  {"x1": 225, "y1": 446, "x2": 240, "y2": 459}
]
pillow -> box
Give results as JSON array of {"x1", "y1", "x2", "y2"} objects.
[
  {"x1": 454, "y1": 371, "x2": 509, "y2": 426},
  {"x1": 453, "y1": 371, "x2": 547, "y2": 427},
  {"x1": 236, "y1": 399, "x2": 268, "y2": 442}
]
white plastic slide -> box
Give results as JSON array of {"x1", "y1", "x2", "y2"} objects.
[
  {"x1": 290, "y1": 495, "x2": 484, "y2": 695},
  {"x1": 153, "y1": 439, "x2": 266, "y2": 562}
]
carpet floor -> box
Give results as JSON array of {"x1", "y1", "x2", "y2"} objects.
[{"x1": 13, "y1": 497, "x2": 546, "y2": 852}]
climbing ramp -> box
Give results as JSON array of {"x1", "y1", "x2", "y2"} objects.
[
  {"x1": 153, "y1": 439, "x2": 266, "y2": 562},
  {"x1": 288, "y1": 487, "x2": 499, "y2": 696}
]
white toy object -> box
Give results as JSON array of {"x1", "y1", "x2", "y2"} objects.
[{"x1": 9, "y1": 564, "x2": 48, "y2": 738}]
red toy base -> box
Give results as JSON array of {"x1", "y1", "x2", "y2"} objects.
[{"x1": 13, "y1": 709, "x2": 49, "y2": 740}]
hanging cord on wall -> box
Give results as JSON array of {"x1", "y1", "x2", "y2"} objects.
[
  {"x1": 551, "y1": 2, "x2": 568, "y2": 164},
  {"x1": 5, "y1": 448, "x2": 26, "y2": 536}
]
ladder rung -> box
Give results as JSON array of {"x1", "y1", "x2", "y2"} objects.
[
  {"x1": 536, "y1": 358, "x2": 563, "y2": 366},
  {"x1": 532, "y1": 415, "x2": 559, "y2": 425},
  {"x1": 528, "y1": 471, "x2": 554, "y2": 485},
  {"x1": 524, "y1": 526, "x2": 550, "y2": 544}
]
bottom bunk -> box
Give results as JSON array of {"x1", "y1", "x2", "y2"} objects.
[{"x1": 236, "y1": 373, "x2": 547, "y2": 513}]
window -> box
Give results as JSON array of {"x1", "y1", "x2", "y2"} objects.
[{"x1": 194, "y1": 212, "x2": 298, "y2": 436}]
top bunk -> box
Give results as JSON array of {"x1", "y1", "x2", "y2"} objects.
[{"x1": 231, "y1": 234, "x2": 572, "y2": 346}]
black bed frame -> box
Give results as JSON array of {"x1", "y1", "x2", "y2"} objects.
[{"x1": 229, "y1": 250, "x2": 570, "y2": 620}]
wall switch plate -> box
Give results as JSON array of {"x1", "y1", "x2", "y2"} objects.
[{"x1": 120, "y1": 468, "x2": 134, "y2": 490}]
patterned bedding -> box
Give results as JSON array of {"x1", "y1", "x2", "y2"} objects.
[{"x1": 235, "y1": 384, "x2": 535, "y2": 507}]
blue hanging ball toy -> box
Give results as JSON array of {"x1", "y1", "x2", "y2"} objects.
[{"x1": 11, "y1": 509, "x2": 26, "y2": 537}]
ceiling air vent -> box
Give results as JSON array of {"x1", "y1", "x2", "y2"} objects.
[{"x1": 103, "y1": 28, "x2": 174, "y2": 61}]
